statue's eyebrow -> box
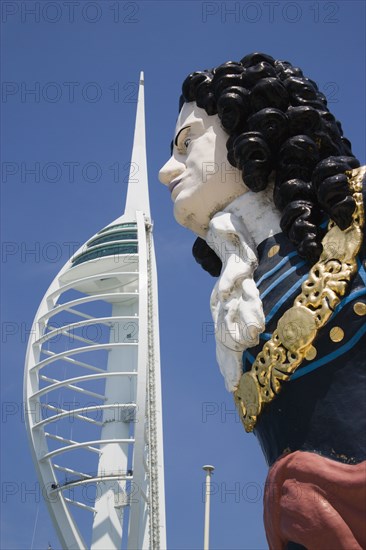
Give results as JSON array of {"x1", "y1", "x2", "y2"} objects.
[{"x1": 174, "y1": 125, "x2": 191, "y2": 146}]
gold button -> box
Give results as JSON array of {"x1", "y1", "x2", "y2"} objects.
[
  {"x1": 305, "y1": 345, "x2": 317, "y2": 361},
  {"x1": 329, "y1": 326, "x2": 344, "y2": 342},
  {"x1": 353, "y1": 302, "x2": 366, "y2": 316},
  {"x1": 268, "y1": 245, "x2": 280, "y2": 258}
]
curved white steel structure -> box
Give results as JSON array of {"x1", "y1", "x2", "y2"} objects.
[{"x1": 24, "y1": 75, "x2": 166, "y2": 550}]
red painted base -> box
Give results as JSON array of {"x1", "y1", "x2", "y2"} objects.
[{"x1": 263, "y1": 451, "x2": 366, "y2": 550}]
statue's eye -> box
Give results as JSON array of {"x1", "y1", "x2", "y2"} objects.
[
  {"x1": 175, "y1": 126, "x2": 192, "y2": 154},
  {"x1": 177, "y1": 136, "x2": 191, "y2": 154}
]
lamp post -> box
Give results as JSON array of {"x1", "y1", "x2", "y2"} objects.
[{"x1": 202, "y1": 465, "x2": 215, "y2": 550}]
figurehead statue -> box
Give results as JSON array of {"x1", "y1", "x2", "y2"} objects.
[{"x1": 159, "y1": 53, "x2": 365, "y2": 550}]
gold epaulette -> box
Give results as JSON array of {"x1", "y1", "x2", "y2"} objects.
[{"x1": 234, "y1": 166, "x2": 365, "y2": 432}]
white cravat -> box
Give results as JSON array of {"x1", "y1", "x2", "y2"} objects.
[{"x1": 206, "y1": 186, "x2": 281, "y2": 391}]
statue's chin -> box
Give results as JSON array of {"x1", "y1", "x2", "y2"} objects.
[
  {"x1": 173, "y1": 185, "x2": 250, "y2": 239},
  {"x1": 173, "y1": 202, "x2": 208, "y2": 238}
]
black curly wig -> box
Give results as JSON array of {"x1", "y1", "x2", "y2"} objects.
[{"x1": 179, "y1": 52, "x2": 360, "y2": 275}]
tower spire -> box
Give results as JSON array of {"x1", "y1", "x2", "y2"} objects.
[
  {"x1": 24, "y1": 68, "x2": 166, "y2": 550},
  {"x1": 125, "y1": 72, "x2": 150, "y2": 218}
]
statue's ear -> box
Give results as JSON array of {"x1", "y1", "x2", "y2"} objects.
[{"x1": 192, "y1": 237, "x2": 222, "y2": 277}]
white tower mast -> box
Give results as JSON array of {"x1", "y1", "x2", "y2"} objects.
[{"x1": 24, "y1": 73, "x2": 166, "y2": 550}]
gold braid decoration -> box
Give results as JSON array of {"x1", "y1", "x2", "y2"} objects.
[{"x1": 234, "y1": 166, "x2": 365, "y2": 433}]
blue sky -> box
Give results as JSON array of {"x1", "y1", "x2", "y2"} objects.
[{"x1": 1, "y1": 1, "x2": 365, "y2": 549}]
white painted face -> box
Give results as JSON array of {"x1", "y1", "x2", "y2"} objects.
[{"x1": 159, "y1": 102, "x2": 248, "y2": 238}]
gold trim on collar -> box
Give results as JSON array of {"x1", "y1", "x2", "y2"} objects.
[{"x1": 234, "y1": 166, "x2": 365, "y2": 432}]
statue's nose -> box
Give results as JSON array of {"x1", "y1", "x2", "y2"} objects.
[{"x1": 158, "y1": 156, "x2": 185, "y2": 186}]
